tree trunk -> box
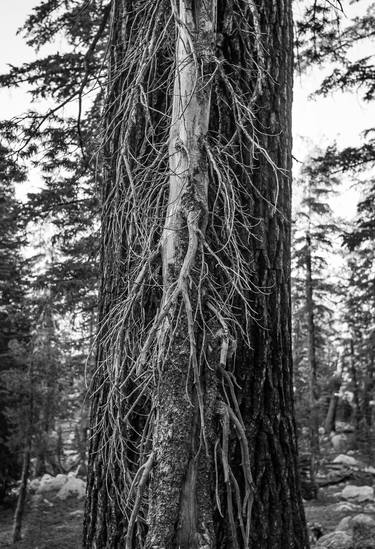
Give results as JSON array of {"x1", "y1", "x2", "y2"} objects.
[
  {"x1": 324, "y1": 374, "x2": 341, "y2": 434},
  {"x1": 83, "y1": 1, "x2": 309, "y2": 548},
  {"x1": 146, "y1": 2, "x2": 218, "y2": 547},
  {"x1": 305, "y1": 231, "x2": 320, "y2": 462},
  {"x1": 12, "y1": 444, "x2": 31, "y2": 543},
  {"x1": 350, "y1": 337, "x2": 361, "y2": 440},
  {"x1": 361, "y1": 356, "x2": 374, "y2": 460}
]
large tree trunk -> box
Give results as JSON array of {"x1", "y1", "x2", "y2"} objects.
[
  {"x1": 227, "y1": 2, "x2": 309, "y2": 545},
  {"x1": 83, "y1": 1, "x2": 308, "y2": 548}
]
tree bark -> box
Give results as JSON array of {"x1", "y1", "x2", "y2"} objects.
[
  {"x1": 83, "y1": 1, "x2": 309, "y2": 548},
  {"x1": 223, "y1": 2, "x2": 309, "y2": 546}
]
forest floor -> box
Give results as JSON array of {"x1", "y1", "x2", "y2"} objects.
[
  {"x1": 0, "y1": 496, "x2": 83, "y2": 548},
  {"x1": 0, "y1": 441, "x2": 375, "y2": 548}
]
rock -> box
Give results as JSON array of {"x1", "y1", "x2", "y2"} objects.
[
  {"x1": 331, "y1": 434, "x2": 350, "y2": 452},
  {"x1": 352, "y1": 514, "x2": 375, "y2": 527},
  {"x1": 336, "y1": 514, "x2": 375, "y2": 533},
  {"x1": 341, "y1": 485, "x2": 374, "y2": 502},
  {"x1": 364, "y1": 466, "x2": 375, "y2": 475},
  {"x1": 363, "y1": 503, "x2": 375, "y2": 513},
  {"x1": 334, "y1": 502, "x2": 362, "y2": 513},
  {"x1": 336, "y1": 422, "x2": 355, "y2": 433},
  {"x1": 315, "y1": 530, "x2": 353, "y2": 548},
  {"x1": 36, "y1": 473, "x2": 68, "y2": 494},
  {"x1": 56, "y1": 477, "x2": 86, "y2": 500},
  {"x1": 28, "y1": 478, "x2": 41, "y2": 493},
  {"x1": 336, "y1": 516, "x2": 352, "y2": 531},
  {"x1": 333, "y1": 455, "x2": 361, "y2": 467}
]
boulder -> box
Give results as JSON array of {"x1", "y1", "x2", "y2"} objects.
[
  {"x1": 314, "y1": 530, "x2": 352, "y2": 548},
  {"x1": 36, "y1": 473, "x2": 68, "y2": 494},
  {"x1": 352, "y1": 514, "x2": 375, "y2": 527},
  {"x1": 336, "y1": 516, "x2": 352, "y2": 531},
  {"x1": 330, "y1": 434, "x2": 350, "y2": 452},
  {"x1": 334, "y1": 502, "x2": 361, "y2": 513},
  {"x1": 56, "y1": 477, "x2": 86, "y2": 500},
  {"x1": 29, "y1": 478, "x2": 41, "y2": 493},
  {"x1": 333, "y1": 455, "x2": 361, "y2": 467},
  {"x1": 336, "y1": 514, "x2": 375, "y2": 532},
  {"x1": 341, "y1": 485, "x2": 374, "y2": 502}
]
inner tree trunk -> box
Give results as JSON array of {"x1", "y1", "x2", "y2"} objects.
[{"x1": 146, "y1": 2, "x2": 217, "y2": 547}]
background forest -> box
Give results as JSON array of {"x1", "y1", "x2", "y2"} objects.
[{"x1": 0, "y1": 1, "x2": 375, "y2": 548}]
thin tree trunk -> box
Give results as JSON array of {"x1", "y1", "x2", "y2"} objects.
[
  {"x1": 305, "y1": 231, "x2": 320, "y2": 461},
  {"x1": 349, "y1": 337, "x2": 361, "y2": 442},
  {"x1": 324, "y1": 374, "x2": 341, "y2": 434},
  {"x1": 362, "y1": 356, "x2": 374, "y2": 460},
  {"x1": 12, "y1": 443, "x2": 31, "y2": 543}
]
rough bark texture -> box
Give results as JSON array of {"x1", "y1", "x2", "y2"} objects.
[
  {"x1": 221, "y1": 2, "x2": 309, "y2": 546},
  {"x1": 83, "y1": 1, "x2": 309, "y2": 548}
]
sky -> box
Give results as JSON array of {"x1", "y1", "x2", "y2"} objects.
[{"x1": 1, "y1": 1, "x2": 374, "y2": 219}]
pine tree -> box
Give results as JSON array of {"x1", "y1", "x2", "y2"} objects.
[
  {"x1": 0, "y1": 144, "x2": 29, "y2": 502},
  {"x1": 83, "y1": 1, "x2": 308, "y2": 547},
  {"x1": 292, "y1": 156, "x2": 340, "y2": 468},
  {"x1": 0, "y1": 0, "x2": 106, "y2": 320},
  {"x1": 295, "y1": 0, "x2": 375, "y2": 460}
]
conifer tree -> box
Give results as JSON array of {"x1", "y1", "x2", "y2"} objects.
[
  {"x1": 0, "y1": 145, "x2": 28, "y2": 502},
  {"x1": 83, "y1": 1, "x2": 308, "y2": 547},
  {"x1": 292, "y1": 156, "x2": 340, "y2": 467}
]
